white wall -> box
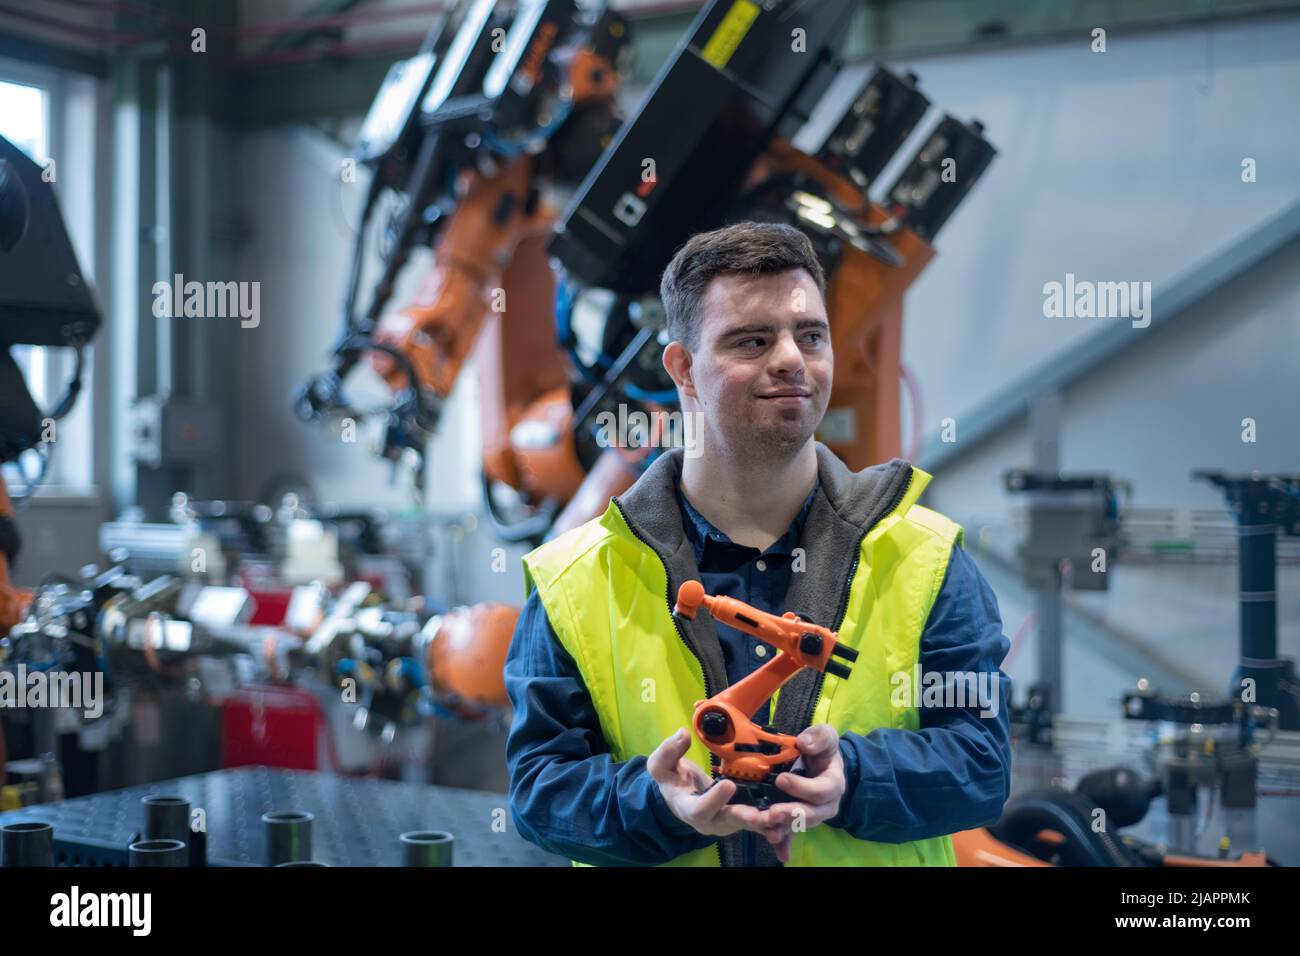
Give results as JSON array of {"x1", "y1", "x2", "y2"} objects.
[
  {"x1": 924, "y1": 235, "x2": 1300, "y2": 521},
  {"x1": 884, "y1": 14, "x2": 1300, "y2": 453},
  {"x1": 870, "y1": 15, "x2": 1300, "y2": 712},
  {"x1": 877, "y1": 15, "x2": 1300, "y2": 520}
]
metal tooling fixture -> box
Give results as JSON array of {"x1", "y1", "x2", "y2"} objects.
[
  {"x1": 1121, "y1": 686, "x2": 1277, "y2": 857},
  {"x1": 1194, "y1": 471, "x2": 1300, "y2": 731},
  {"x1": 1004, "y1": 390, "x2": 1125, "y2": 722}
]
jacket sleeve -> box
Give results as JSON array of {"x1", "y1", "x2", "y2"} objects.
[
  {"x1": 504, "y1": 589, "x2": 718, "y2": 865},
  {"x1": 825, "y1": 544, "x2": 1013, "y2": 843}
]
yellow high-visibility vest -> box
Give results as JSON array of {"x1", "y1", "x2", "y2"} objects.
[{"x1": 521, "y1": 444, "x2": 962, "y2": 866}]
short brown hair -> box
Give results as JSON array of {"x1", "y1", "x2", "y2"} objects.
[{"x1": 659, "y1": 221, "x2": 827, "y2": 350}]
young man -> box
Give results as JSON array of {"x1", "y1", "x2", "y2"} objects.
[{"x1": 505, "y1": 221, "x2": 1012, "y2": 866}]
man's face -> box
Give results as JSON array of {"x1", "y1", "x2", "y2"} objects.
[{"x1": 665, "y1": 268, "x2": 833, "y2": 455}]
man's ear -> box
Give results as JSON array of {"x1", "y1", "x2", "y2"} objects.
[{"x1": 662, "y1": 341, "x2": 696, "y2": 398}]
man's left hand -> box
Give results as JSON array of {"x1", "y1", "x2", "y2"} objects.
[{"x1": 754, "y1": 723, "x2": 847, "y2": 863}]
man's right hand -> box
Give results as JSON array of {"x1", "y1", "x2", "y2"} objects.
[{"x1": 647, "y1": 728, "x2": 791, "y2": 848}]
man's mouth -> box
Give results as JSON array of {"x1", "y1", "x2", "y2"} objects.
[{"x1": 758, "y1": 390, "x2": 812, "y2": 399}]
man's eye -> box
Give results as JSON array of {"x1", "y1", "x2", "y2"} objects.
[
  {"x1": 803, "y1": 332, "x2": 823, "y2": 344},
  {"x1": 737, "y1": 338, "x2": 764, "y2": 349}
]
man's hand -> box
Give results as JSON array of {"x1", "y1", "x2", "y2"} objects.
[
  {"x1": 759, "y1": 724, "x2": 847, "y2": 863},
  {"x1": 648, "y1": 728, "x2": 768, "y2": 839},
  {"x1": 648, "y1": 725, "x2": 847, "y2": 862}
]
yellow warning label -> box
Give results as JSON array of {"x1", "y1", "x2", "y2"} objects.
[{"x1": 700, "y1": 0, "x2": 760, "y2": 70}]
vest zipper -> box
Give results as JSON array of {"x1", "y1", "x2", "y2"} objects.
[
  {"x1": 798, "y1": 463, "x2": 916, "y2": 733},
  {"x1": 611, "y1": 498, "x2": 727, "y2": 868}
]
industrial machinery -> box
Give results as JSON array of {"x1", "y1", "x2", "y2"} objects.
[
  {"x1": 276, "y1": 578, "x2": 516, "y2": 733},
  {"x1": 101, "y1": 491, "x2": 426, "y2": 597},
  {"x1": 1003, "y1": 464, "x2": 1127, "y2": 727},
  {"x1": 955, "y1": 685, "x2": 1283, "y2": 867},
  {"x1": 671, "y1": 580, "x2": 856, "y2": 808},
  {"x1": 1120, "y1": 684, "x2": 1275, "y2": 858},
  {"x1": 0, "y1": 130, "x2": 104, "y2": 788},
  {"x1": 2, "y1": 546, "x2": 519, "y2": 795},
  {"x1": 298, "y1": 0, "x2": 995, "y2": 546},
  {"x1": 0, "y1": 132, "x2": 101, "y2": 634},
  {"x1": 544, "y1": 0, "x2": 993, "y2": 535},
  {"x1": 961, "y1": 467, "x2": 1300, "y2": 865},
  {"x1": 1193, "y1": 471, "x2": 1300, "y2": 730},
  {"x1": 296, "y1": 0, "x2": 633, "y2": 529},
  {"x1": 95, "y1": 490, "x2": 520, "y2": 735}
]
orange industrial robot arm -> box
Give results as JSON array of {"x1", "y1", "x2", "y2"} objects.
[
  {"x1": 0, "y1": 476, "x2": 32, "y2": 635},
  {"x1": 549, "y1": 136, "x2": 944, "y2": 539},
  {"x1": 744, "y1": 137, "x2": 937, "y2": 469},
  {"x1": 371, "y1": 155, "x2": 585, "y2": 502},
  {"x1": 1, "y1": 476, "x2": 35, "y2": 784},
  {"x1": 672, "y1": 580, "x2": 858, "y2": 808},
  {"x1": 361, "y1": 37, "x2": 627, "y2": 525},
  {"x1": 369, "y1": 157, "x2": 586, "y2": 508},
  {"x1": 370, "y1": 156, "x2": 550, "y2": 400}
]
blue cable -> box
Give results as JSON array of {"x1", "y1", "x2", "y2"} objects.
[
  {"x1": 556, "y1": 274, "x2": 679, "y2": 410},
  {"x1": 482, "y1": 100, "x2": 574, "y2": 157},
  {"x1": 554, "y1": 276, "x2": 611, "y2": 385},
  {"x1": 397, "y1": 656, "x2": 424, "y2": 689}
]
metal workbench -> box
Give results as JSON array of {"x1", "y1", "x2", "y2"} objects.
[{"x1": 0, "y1": 766, "x2": 566, "y2": 867}]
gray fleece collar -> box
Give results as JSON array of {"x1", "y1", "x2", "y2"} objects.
[
  {"x1": 616, "y1": 442, "x2": 913, "y2": 558},
  {"x1": 612, "y1": 442, "x2": 915, "y2": 866}
]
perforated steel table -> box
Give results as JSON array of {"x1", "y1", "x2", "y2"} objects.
[{"x1": 0, "y1": 766, "x2": 565, "y2": 867}]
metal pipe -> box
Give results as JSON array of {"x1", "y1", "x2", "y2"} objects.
[
  {"x1": 400, "y1": 830, "x2": 453, "y2": 867},
  {"x1": 2, "y1": 822, "x2": 54, "y2": 867},
  {"x1": 263, "y1": 810, "x2": 313, "y2": 866},
  {"x1": 1238, "y1": 521, "x2": 1277, "y2": 661},
  {"x1": 129, "y1": 838, "x2": 187, "y2": 867},
  {"x1": 142, "y1": 794, "x2": 189, "y2": 844},
  {"x1": 153, "y1": 61, "x2": 172, "y2": 403}
]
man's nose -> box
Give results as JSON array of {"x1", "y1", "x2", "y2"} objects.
[{"x1": 768, "y1": 331, "x2": 806, "y2": 377}]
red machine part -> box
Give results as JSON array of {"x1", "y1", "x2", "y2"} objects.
[{"x1": 221, "y1": 684, "x2": 323, "y2": 772}]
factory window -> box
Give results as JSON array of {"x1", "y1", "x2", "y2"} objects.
[
  {"x1": 0, "y1": 78, "x2": 45, "y2": 157},
  {"x1": 1, "y1": 68, "x2": 96, "y2": 498}
]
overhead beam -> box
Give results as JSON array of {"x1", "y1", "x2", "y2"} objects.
[
  {"x1": 10, "y1": 0, "x2": 1300, "y2": 123},
  {"x1": 0, "y1": 29, "x2": 108, "y2": 77},
  {"x1": 852, "y1": 0, "x2": 1300, "y2": 60},
  {"x1": 222, "y1": 5, "x2": 700, "y2": 127}
]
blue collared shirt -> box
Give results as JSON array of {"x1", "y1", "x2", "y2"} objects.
[{"x1": 505, "y1": 477, "x2": 1013, "y2": 866}]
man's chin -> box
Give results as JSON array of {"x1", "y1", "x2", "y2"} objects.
[{"x1": 742, "y1": 421, "x2": 818, "y2": 453}]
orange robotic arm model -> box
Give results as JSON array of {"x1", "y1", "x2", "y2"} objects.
[{"x1": 672, "y1": 580, "x2": 858, "y2": 808}]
